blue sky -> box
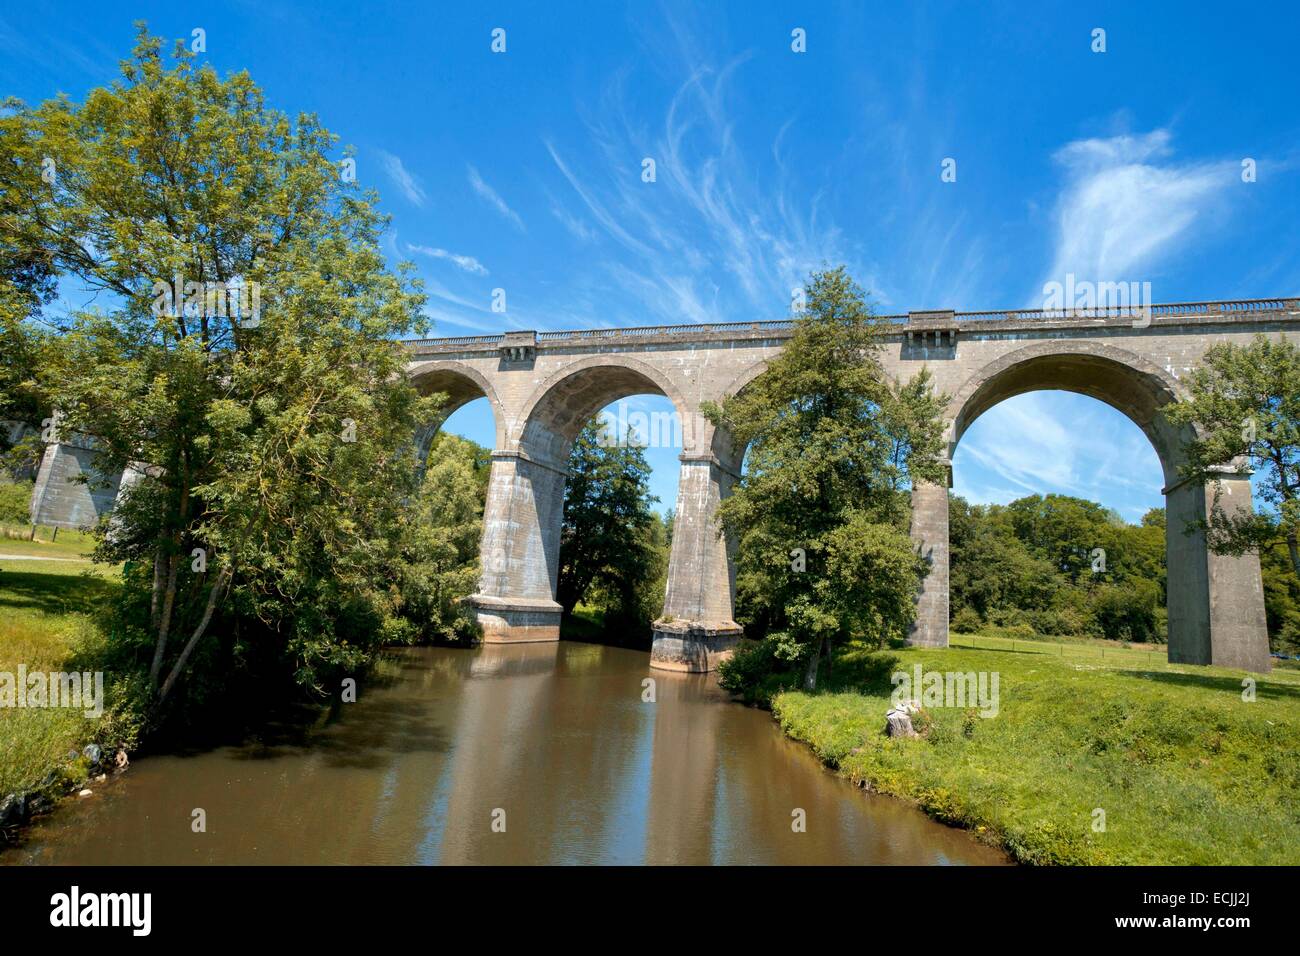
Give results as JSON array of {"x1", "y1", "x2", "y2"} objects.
[{"x1": 5, "y1": 1, "x2": 1298, "y2": 520}]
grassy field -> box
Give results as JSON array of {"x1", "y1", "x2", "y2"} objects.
[
  {"x1": 0, "y1": 537, "x2": 125, "y2": 800},
  {"x1": 0, "y1": 522, "x2": 99, "y2": 561},
  {"x1": 768, "y1": 636, "x2": 1300, "y2": 865}
]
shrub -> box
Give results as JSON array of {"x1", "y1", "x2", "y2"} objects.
[
  {"x1": 1089, "y1": 581, "x2": 1159, "y2": 643},
  {"x1": 718, "y1": 638, "x2": 793, "y2": 705},
  {"x1": 951, "y1": 606, "x2": 983, "y2": 633},
  {"x1": 0, "y1": 479, "x2": 31, "y2": 524}
]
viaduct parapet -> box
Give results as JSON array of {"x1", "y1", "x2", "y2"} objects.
[{"x1": 27, "y1": 297, "x2": 1299, "y2": 673}]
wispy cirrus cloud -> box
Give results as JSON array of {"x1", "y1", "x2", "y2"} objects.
[
  {"x1": 468, "y1": 165, "x2": 525, "y2": 231},
  {"x1": 407, "y1": 243, "x2": 488, "y2": 276},
  {"x1": 376, "y1": 149, "x2": 427, "y2": 208},
  {"x1": 953, "y1": 392, "x2": 1164, "y2": 519},
  {"x1": 541, "y1": 16, "x2": 853, "y2": 326},
  {"x1": 1039, "y1": 129, "x2": 1232, "y2": 297}
]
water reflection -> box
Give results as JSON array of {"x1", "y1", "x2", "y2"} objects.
[{"x1": 4, "y1": 644, "x2": 1006, "y2": 866}]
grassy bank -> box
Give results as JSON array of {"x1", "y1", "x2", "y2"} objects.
[
  {"x1": 766, "y1": 638, "x2": 1300, "y2": 865},
  {"x1": 0, "y1": 539, "x2": 137, "y2": 811}
]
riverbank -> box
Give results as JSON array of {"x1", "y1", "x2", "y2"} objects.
[
  {"x1": 765, "y1": 640, "x2": 1300, "y2": 865},
  {"x1": 6, "y1": 642, "x2": 1006, "y2": 864},
  {"x1": 0, "y1": 533, "x2": 141, "y2": 838}
]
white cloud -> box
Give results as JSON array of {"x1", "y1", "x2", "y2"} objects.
[
  {"x1": 376, "y1": 149, "x2": 427, "y2": 208},
  {"x1": 1041, "y1": 129, "x2": 1231, "y2": 296},
  {"x1": 952, "y1": 392, "x2": 1164, "y2": 517},
  {"x1": 542, "y1": 48, "x2": 849, "y2": 326},
  {"x1": 468, "y1": 165, "x2": 525, "y2": 231},
  {"x1": 547, "y1": 193, "x2": 598, "y2": 242},
  {"x1": 407, "y1": 243, "x2": 488, "y2": 276}
]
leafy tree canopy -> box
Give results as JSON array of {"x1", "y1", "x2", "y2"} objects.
[
  {"x1": 557, "y1": 418, "x2": 660, "y2": 627},
  {"x1": 1165, "y1": 334, "x2": 1300, "y2": 581},
  {"x1": 708, "y1": 266, "x2": 946, "y2": 690},
  {"x1": 2, "y1": 26, "x2": 433, "y2": 707}
]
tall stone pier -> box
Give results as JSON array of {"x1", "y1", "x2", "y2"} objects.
[
  {"x1": 650, "y1": 452, "x2": 743, "y2": 672},
  {"x1": 908, "y1": 474, "x2": 951, "y2": 648},
  {"x1": 40, "y1": 298, "x2": 1293, "y2": 673}
]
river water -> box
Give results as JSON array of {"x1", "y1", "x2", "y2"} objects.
[{"x1": 5, "y1": 643, "x2": 1006, "y2": 865}]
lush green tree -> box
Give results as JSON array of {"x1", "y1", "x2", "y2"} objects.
[
  {"x1": 1166, "y1": 334, "x2": 1300, "y2": 580},
  {"x1": 1260, "y1": 526, "x2": 1300, "y2": 655},
  {"x1": 585, "y1": 508, "x2": 671, "y2": 632},
  {"x1": 4, "y1": 28, "x2": 429, "y2": 706},
  {"x1": 949, "y1": 494, "x2": 1168, "y2": 643},
  {"x1": 0, "y1": 107, "x2": 59, "y2": 467},
  {"x1": 557, "y1": 418, "x2": 659, "y2": 624},
  {"x1": 1002, "y1": 494, "x2": 1126, "y2": 584},
  {"x1": 707, "y1": 267, "x2": 946, "y2": 690},
  {"x1": 949, "y1": 504, "x2": 1058, "y2": 619},
  {"x1": 388, "y1": 433, "x2": 486, "y2": 645},
  {"x1": 0, "y1": 288, "x2": 52, "y2": 472}
]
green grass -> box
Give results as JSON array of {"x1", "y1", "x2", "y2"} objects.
[
  {"x1": 0, "y1": 521, "x2": 99, "y2": 561},
  {"x1": 768, "y1": 640, "x2": 1300, "y2": 865},
  {"x1": 0, "y1": 552, "x2": 124, "y2": 799}
]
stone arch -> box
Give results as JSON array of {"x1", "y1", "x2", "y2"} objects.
[
  {"x1": 706, "y1": 357, "x2": 774, "y2": 471},
  {"x1": 912, "y1": 339, "x2": 1269, "y2": 671},
  {"x1": 471, "y1": 355, "x2": 698, "y2": 648},
  {"x1": 408, "y1": 359, "x2": 507, "y2": 455},
  {"x1": 947, "y1": 341, "x2": 1188, "y2": 485},
  {"x1": 515, "y1": 354, "x2": 693, "y2": 466}
]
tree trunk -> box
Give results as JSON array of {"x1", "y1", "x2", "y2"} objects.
[
  {"x1": 149, "y1": 552, "x2": 180, "y2": 687},
  {"x1": 159, "y1": 566, "x2": 232, "y2": 704},
  {"x1": 151, "y1": 476, "x2": 190, "y2": 689},
  {"x1": 802, "y1": 635, "x2": 829, "y2": 691},
  {"x1": 1287, "y1": 528, "x2": 1300, "y2": 580},
  {"x1": 150, "y1": 546, "x2": 166, "y2": 630}
]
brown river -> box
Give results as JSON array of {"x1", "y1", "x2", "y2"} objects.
[{"x1": 4, "y1": 643, "x2": 1006, "y2": 865}]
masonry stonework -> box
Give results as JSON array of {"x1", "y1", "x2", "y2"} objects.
[
  {"x1": 401, "y1": 298, "x2": 1296, "y2": 674},
  {"x1": 31, "y1": 298, "x2": 1296, "y2": 673}
]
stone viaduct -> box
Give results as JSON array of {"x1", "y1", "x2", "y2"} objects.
[{"x1": 28, "y1": 297, "x2": 1298, "y2": 673}]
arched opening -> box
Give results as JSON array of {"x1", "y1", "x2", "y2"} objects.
[
  {"x1": 407, "y1": 361, "x2": 507, "y2": 457},
  {"x1": 949, "y1": 346, "x2": 1186, "y2": 487},
  {"x1": 473, "y1": 359, "x2": 690, "y2": 648},
  {"x1": 925, "y1": 345, "x2": 1271, "y2": 670},
  {"x1": 952, "y1": 390, "x2": 1168, "y2": 647}
]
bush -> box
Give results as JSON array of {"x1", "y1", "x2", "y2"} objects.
[
  {"x1": 717, "y1": 638, "x2": 793, "y2": 705},
  {"x1": 1026, "y1": 606, "x2": 1087, "y2": 637},
  {"x1": 0, "y1": 479, "x2": 31, "y2": 524},
  {"x1": 1089, "y1": 581, "x2": 1159, "y2": 643},
  {"x1": 951, "y1": 606, "x2": 982, "y2": 633}
]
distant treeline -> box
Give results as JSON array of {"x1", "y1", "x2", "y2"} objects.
[{"x1": 950, "y1": 493, "x2": 1300, "y2": 654}]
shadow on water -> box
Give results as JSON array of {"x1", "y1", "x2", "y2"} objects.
[{"x1": 4, "y1": 641, "x2": 1009, "y2": 865}]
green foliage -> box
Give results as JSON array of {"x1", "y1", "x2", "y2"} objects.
[
  {"x1": 557, "y1": 419, "x2": 661, "y2": 631},
  {"x1": 0, "y1": 480, "x2": 31, "y2": 524},
  {"x1": 0, "y1": 288, "x2": 50, "y2": 474},
  {"x1": 388, "y1": 433, "x2": 486, "y2": 645},
  {"x1": 3, "y1": 27, "x2": 431, "y2": 710},
  {"x1": 950, "y1": 493, "x2": 1168, "y2": 644},
  {"x1": 706, "y1": 267, "x2": 946, "y2": 692},
  {"x1": 951, "y1": 606, "x2": 982, "y2": 633},
  {"x1": 1166, "y1": 334, "x2": 1300, "y2": 584},
  {"x1": 717, "y1": 638, "x2": 790, "y2": 705},
  {"x1": 1262, "y1": 536, "x2": 1300, "y2": 655}
]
